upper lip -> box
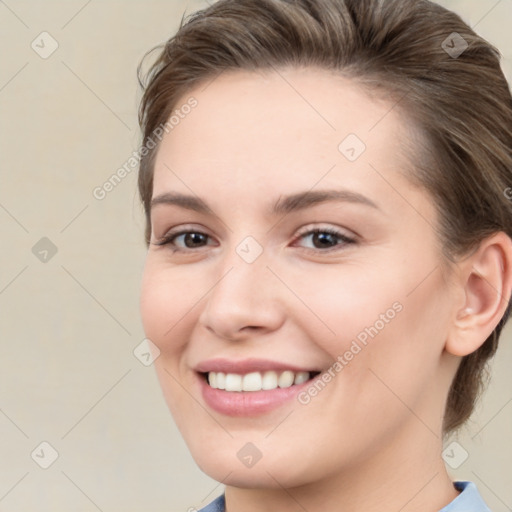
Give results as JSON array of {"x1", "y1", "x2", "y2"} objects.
[{"x1": 195, "y1": 358, "x2": 320, "y2": 374}]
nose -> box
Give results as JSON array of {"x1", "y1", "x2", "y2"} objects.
[{"x1": 197, "y1": 246, "x2": 285, "y2": 342}]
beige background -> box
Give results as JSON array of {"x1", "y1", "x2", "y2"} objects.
[{"x1": 0, "y1": 1, "x2": 511, "y2": 511}]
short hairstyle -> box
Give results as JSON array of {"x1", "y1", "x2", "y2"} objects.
[{"x1": 137, "y1": 0, "x2": 512, "y2": 434}]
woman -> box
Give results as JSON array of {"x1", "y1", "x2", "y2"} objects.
[{"x1": 137, "y1": 0, "x2": 512, "y2": 510}]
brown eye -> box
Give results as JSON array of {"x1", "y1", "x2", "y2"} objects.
[
  {"x1": 295, "y1": 228, "x2": 356, "y2": 252},
  {"x1": 153, "y1": 230, "x2": 213, "y2": 250},
  {"x1": 310, "y1": 231, "x2": 339, "y2": 249},
  {"x1": 179, "y1": 232, "x2": 209, "y2": 248}
]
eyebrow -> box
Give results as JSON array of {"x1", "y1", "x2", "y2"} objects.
[{"x1": 150, "y1": 189, "x2": 380, "y2": 215}]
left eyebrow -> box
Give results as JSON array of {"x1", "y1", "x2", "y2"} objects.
[
  {"x1": 149, "y1": 188, "x2": 381, "y2": 215},
  {"x1": 271, "y1": 189, "x2": 381, "y2": 215}
]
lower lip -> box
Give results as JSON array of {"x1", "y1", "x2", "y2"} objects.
[{"x1": 198, "y1": 373, "x2": 313, "y2": 416}]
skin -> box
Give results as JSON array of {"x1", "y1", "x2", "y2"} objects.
[{"x1": 139, "y1": 67, "x2": 512, "y2": 512}]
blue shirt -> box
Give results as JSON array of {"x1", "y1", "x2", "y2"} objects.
[{"x1": 197, "y1": 481, "x2": 491, "y2": 512}]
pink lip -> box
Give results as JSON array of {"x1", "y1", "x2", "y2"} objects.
[
  {"x1": 194, "y1": 359, "x2": 320, "y2": 417},
  {"x1": 197, "y1": 375, "x2": 315, "y2": 416},
  {"x1": 195, "y1": 357, "x2": 317, "y2": 374}
]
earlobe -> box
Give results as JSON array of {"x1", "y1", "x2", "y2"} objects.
[{"x1": 446, "y1": 232, "x2": 512, "y2": 357}]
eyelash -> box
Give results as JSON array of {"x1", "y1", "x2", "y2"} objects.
[{"x1": 152, "y1": 226, "x2": 356, "y2": 254}]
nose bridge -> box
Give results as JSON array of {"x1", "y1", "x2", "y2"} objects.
[
  {"x1": 211, "y1": 242, "x2": 274, "y2": 311},
  {"x1": 198, "y1": 239, "x2": 283, "y2": 338}
]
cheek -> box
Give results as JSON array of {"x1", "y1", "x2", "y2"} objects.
[
  {"x1": 139, "y1": 260, "x2": 205, "y2": 425},
  {"x1": 139, "y1": 260, "x2": 196, "y2": 354},
  {"x1": 347, "y1": 269, "x2": 453, "y2": 416},
  {"x1": 296, "y1": 263, "x2": 404, "y2": 358},
  {"x1": 303, "y1": 260, "x2": 451, "y2": 405}
]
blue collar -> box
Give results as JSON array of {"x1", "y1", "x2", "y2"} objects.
[{"x1": 439, "y1": 481, "x2": 491, "y2": 512}]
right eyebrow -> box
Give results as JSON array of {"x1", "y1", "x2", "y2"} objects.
[{"x1": 150, "y1": 192, "x2": 212, "y2": 214}]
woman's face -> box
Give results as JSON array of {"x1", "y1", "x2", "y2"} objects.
[{"x1": 140, "y1": 68, "x2": 459, "y2": 487}]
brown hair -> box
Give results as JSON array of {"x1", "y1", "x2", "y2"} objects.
[{"x1": 137, "y1": 0, "x2": 512, "y2": 434}]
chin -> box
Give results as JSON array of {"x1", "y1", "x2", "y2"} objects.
[
  {"x1": 198, "y1": 458, "x2": 308, "y2": 489},
  {"x1": 186, "y1": 433, "x2": 324, "y2": 489}
]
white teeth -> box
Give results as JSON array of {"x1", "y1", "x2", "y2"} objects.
[
  {"x1": 262, "y1": 371, "x2": 278, "y2": 390},
  {"x1": 278, "y1": 370, "x2": 294, "y2": 388},
  {"x1": 225, "y1": 373, "x2": 242, "y2": 392},
  {"x1": 207, "y1": 370, "x2": 312, "y2": 392},
  {"x1": 242, "y1": 372, "x2": 262, "y2": 391},
  {"x1": 216, "y1": 372, "x2": 226, "y2": 390}
]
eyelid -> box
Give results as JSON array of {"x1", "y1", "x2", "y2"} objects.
[
  {"x1": 291, "y1": 224, "x2": 357, "y2": 252},
  {"x1": 152, "y1": 224, "x2": 214, "y2": 247},
  {"x1": 294, "y1": 223, "x2": 355, "y2": 239}
]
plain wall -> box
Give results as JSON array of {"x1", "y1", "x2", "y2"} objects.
[{"x1": 0, "y1": 1, "x2": 511, "y2": 510}]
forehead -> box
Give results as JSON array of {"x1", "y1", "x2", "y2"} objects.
[{"x1": 152, "y1": 67, "x2": 419, "y2": 203}]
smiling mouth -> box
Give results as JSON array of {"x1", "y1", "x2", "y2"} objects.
[{"x1": 201, "y1": 370, "x2": 322, "y2": 392}]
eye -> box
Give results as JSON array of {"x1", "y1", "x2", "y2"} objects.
[
  {"x1": 293, "y1": 227, "x2": 356, "y2": 252},
  {"x1": 152, "y1": 229, "x2": 214, "y2": 251}
]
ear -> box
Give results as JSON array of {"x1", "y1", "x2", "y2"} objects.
[{"x1": 446, "y1": 231, "x2": 512, "y2": 357}]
